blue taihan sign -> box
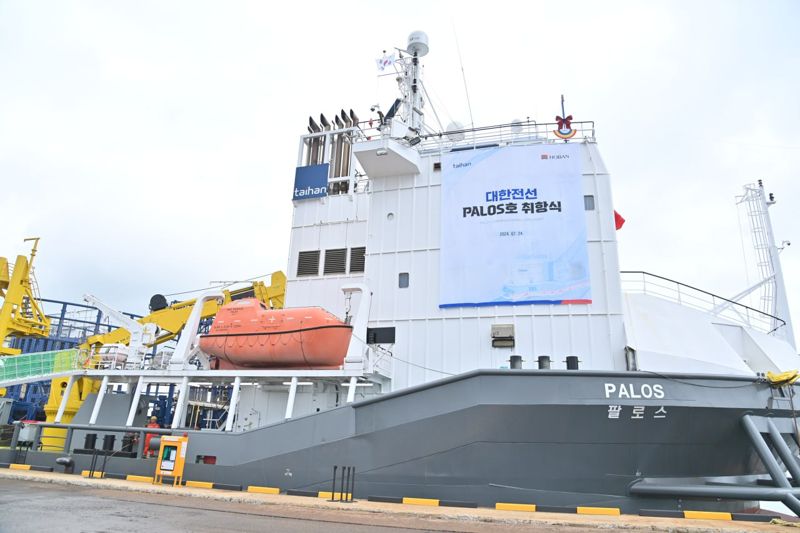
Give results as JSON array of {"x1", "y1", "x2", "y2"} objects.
[{"x1": 293, "y1": 164, "x2": 329, "y2": 200}]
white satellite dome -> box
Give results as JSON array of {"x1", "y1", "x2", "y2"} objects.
[
  {"x1": 446, "y1": 121, "x2": 465, "y2": 142},
  {"x1": 407, "y1": 31, "x2": 429, "y2": 57}
]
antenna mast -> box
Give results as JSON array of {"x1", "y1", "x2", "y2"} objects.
[
  {"x1": 401, "y1": 31, "x2": 429, "y2": 132},
  {"x1": 736, "y1": 181, "x2": 795, "y2": 348}
]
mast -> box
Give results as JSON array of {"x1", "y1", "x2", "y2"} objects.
[
  {"x1": 737, "y1": 181, "x2": 796, "y2": 348},
  {"x1": 401, "y1": 31, "x2": 429, "y2": 132}
]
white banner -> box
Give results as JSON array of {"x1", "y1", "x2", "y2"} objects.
[{"x1": 440, "y1": 144, "x2": 591, "y2": 307}]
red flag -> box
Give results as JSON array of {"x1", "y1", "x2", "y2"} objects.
[{"x1": 614, "y1": 210, "x2": 625, "y2": 230}]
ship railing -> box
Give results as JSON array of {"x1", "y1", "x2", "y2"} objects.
[
  {"x1": 0, "y1": 348, "x2": 83, "y2": 385},
  {"x1": 350, "y1": 119, "x2": 596, "y2": 152},
  {"x1": 621, "y1": 271, "x2": 786, "y2": 335}
]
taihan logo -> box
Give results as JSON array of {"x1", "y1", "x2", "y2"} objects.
[{"x1": 540, "y1": 153, "x2": 570, "y2": 160}]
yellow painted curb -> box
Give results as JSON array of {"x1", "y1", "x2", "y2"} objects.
[
  {"x1": 9, "y1": 464, "x2": 31, "y2": 471},
  {"x1": 80, "y1": 470, "x2": 103, "y2": 478},
  {"x1": 577, "y1": 506, "x2": 621, "y2": 516},
  {"x1": 402, "y1": 497, "x2": 439, "y2": 507},
  {"x1": 247, "y1": 485, "x2": 280, "y2": 495},
  {"x1": 126, "y1": 475, "x2": 153, "y2": 483},
  {"x1": 185, "y1": 480, "x2": 214, "y2": 489},
  {"x1": 496, "y1": 502, "x2": 536, "y2": 512},
  {"x1": 683, "y1": 510, "x2": 732, "y2": 521},
  {"x1": 318, "y1": 491, "x2": 352, "y2": 500}
]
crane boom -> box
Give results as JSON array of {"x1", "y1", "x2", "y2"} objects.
[{"x1": 0, "y1": 238, "x2": 50, "y2": 355}]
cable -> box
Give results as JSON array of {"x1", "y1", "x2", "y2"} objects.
[
  {"x1": 164, "y1": 273, "x2": 273, "y2": 298},
  {"x1": 390, "y1": 354, "x2": 454, "y2": 376},
  {"x1": 638, "y1": 369, "x2": 764, "y2": 389}
]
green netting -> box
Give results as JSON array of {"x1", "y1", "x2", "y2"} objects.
[{"x1": 0, "y1": 349, "x2": 81, "y2": 382}]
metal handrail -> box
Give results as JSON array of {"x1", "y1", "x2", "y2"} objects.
[{"x1": 621, "y1": 271, "x2": 786, "y2": 334}]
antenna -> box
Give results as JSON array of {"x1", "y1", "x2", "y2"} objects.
[
  {"x1": 400, "y1": 31, "x2": 429, "y2": 131},
  {"x1": 451, "y1": 22, "x2": 475, "y2": 130}
]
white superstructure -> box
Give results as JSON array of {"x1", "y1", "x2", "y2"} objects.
[{"x1": 284, "y1": 32, "x2": 798, "y2": 391}]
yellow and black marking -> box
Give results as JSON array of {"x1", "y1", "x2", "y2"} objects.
[
  {"x1": 368, "y1": 495, "x2": 477, "y2": 508},
  {"x1": 0, "y1": 466, "x2": 782, "y2": 523},
  {"x1": 640, "y1": 509, "x2": 777, "y2": 522},
  {"x1": 246, "y1": 485, "x2": 281, "y2": 495},
  {"x1": 0, "y1": 463, "x2": 52, "y2": 472},
  {"x1": 495, "y1": 503, "x2": 620, "y2": 515},
  {"x1": 125, "y1": 474, "x2": 154, "y2": 483}
]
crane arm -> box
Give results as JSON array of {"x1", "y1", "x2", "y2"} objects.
[
  {"x1": 0, "y1": 238, "x2": 51, "y2": 356},
  {"x1": 78, "y1": 272, "x2": 287, "y2": 353}
]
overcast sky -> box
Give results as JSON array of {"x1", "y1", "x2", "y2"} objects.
[{"x1": 1, "y1": 1, "x2": 798, "y2": 341}]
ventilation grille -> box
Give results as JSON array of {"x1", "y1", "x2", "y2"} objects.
[
  {"x1": 323, "y1": 248, "x2": 347, "y2": 275},
  {"x1": 297, "y1": 250, "x2": 320, "y2": 277},
  {"x1": 349, "y1": 247, "x2": 366, "y2": 273}
]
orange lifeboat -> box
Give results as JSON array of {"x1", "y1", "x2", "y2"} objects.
[{"x1": 199, "y1": 298, "x2": 352, "y2": 370}]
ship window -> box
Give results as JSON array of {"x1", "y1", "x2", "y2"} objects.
[
  {"x1": 584, "y1": 195, "x2": 595, "y2": 210},
  {"x1": 349, "y1": 247, "x2": 366, "y2": 273},
  {"x1": 433, "y1": 162, "x2": 441, "y2": 171},
  {"x1": 297, "y1": 250, "x2": 321, "y2": 277},
  {"x1": 399, "y1": 272, "x2": 409, "y2": 288},
  {"x1": 323, "y1": 248, "x2": 347, "y2": 275}
]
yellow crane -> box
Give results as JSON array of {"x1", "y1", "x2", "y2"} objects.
[{"x1": 0, "y1": 238, "x2": 50, "y2": 355}]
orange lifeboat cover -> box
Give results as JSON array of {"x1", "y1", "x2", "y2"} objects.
[{"x1": 199, "y1": 298, "x2": 352, "y2": 370}]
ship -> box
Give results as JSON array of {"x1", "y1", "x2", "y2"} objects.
[{"x1": 2, "y1": 31, "x2": 800, "y2": 516}]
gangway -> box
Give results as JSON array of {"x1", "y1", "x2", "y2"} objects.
[{"x1": 0, "y1": 349, "x2": 85, "y2": 388}]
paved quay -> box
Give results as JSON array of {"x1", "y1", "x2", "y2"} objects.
[{"x1": 0, "y1": 469, "x2": 782, "y2": 532}]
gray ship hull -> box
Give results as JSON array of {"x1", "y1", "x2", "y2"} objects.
[{"x1": 6, "y1": 369, "x2": 794, "y2": 513}]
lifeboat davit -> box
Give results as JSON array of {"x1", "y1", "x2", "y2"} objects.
[{"x1": 199, "y1": 298, "x2": 352, "y2": 370}]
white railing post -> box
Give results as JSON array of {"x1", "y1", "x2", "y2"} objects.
[
  {"x1": 54, "y1": 374, "x2": 77, "y2": 423},
  {"x1": 285, "y1": 377, "x2": 298, "y2": 420},
  {"x1": 88, "y1": 375, "x2": 109, "y2": 425},
  {"x1": 224, "y1": 377, "x2": 241, "y2": 432},
  {"x1": 346, "y1": 376, "x2": 358, "y2": 403},
  {"x1": 171, "y1": 376, "x2": 190, "y2": 429},
  {"x1": 125, "y1": 376, "x2": 145, "y2": 427}
]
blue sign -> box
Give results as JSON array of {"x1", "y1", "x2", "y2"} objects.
[{"x1": 293, "y1": 164, "x2": 329, "y2": 200}]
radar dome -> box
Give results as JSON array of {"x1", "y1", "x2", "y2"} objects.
[
  {"x1": 446, "y1": 121, "x2": 465, "y2": 142},
  {"x1": 510, "y1": 119, "x2": 523, "y2": 134},
  {"x1": 407, "y1": 31, "x2": 429, "y2": 57}
]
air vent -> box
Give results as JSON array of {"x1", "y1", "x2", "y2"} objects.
[
  {"x1": 324, "y1": 248, "x2": 347, "y2": 275},
  {"x1": 297, "y1": 250, "x2": 320, "y2": 277},
  {"x1": 584, "y1": 195, "x2": 595, "y2": 211},
  {"x1": 349, "y1": 247, "x2": 366, "y2": 273}
]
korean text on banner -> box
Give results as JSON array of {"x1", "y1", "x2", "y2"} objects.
[{"x1": 439, "y1": 144, "x2": 590, "y2": 307}]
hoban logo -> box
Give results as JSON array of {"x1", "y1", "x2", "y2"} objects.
[{"x1": 540, "y1": 153, "x2": 570, "y2": 160}]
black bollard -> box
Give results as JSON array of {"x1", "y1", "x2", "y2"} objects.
[
  {"x1": 349, "y1": 466, "x2": 356, "y2": 502},
  {"x1": 330, "y1": 465, "x2": 338, "y2": 502}
]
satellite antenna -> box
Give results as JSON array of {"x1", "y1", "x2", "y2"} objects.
[
  {"x1": 401, "y1": 31, "x2": 429, "y2": 131},
  {"x1": 407, "y1": 31, "x2": 429, "y2": 57},
  {"x1": 446, "y1": 121, "x2": 465, "y2": 142}
]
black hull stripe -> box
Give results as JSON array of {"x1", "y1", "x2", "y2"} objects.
[{"x1": 202, "y1": 324, "x2": 353, "y2": 339}]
